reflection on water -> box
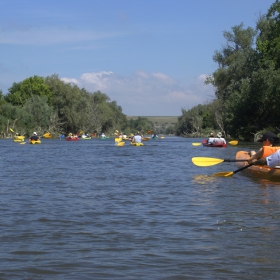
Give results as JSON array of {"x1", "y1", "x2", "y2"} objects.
[
  {"x1": 192, "y1": 174, "x2": 220, "y2": 185},
  {"x1": 0, "y1": 137, "x2": 280, "y2": 279}
]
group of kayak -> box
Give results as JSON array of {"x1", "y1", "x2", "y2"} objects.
[
  {"x1": 12, "y1": 129, "x2": 164, "y2": 146},
  {"x1": 193, "y1": 131, "x2": 280, "y2": 182}
]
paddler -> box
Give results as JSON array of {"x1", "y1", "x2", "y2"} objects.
[
  {"x1": 131, "y1": 132, "x2": 144, "y2": 144},
  {"x1": 247, "y1": 131, "x2": 280, "y2": 164},
  {"x1": 29, "y1": 132, "x2": 40, "y2": 141}
]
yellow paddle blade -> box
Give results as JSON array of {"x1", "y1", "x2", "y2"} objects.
[
  {"x1": 116, "y1": 141, "x2": 125, "y2": 146},
  {"x1": 228, "y1": 140, "x2": 238, "y2": 145},
  {"x1": 146, "y1": 130, "x2": 153, "y2": 134},
  {"x1": 213, "y1": 171, "x2": 234, "y2": 177},
  {"x1": 115, "y1": 138, "x2": 122, "y2": 142},
  {"x1": 192, "y1": 142, "x2": 201, "y2": 146},
  {"x1": 192, "y1": 157, "x2": 225, "y2": 166},
  {"x1": 19, "y1": 142, "x2": 26, "y2": 144},
  {"x1": 10, "y1": 128, "x2": 15, "y2": 133}
]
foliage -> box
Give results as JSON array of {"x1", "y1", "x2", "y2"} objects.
[
  {"x1": 5, "y1": 75, "x2": 53, "y2": 106},
  {"x1": 127, "y1": 117, "x2": 153, "y2": 134},
  {"x1": 178, "y1": 1, "x2": 280, "y2": 140}
]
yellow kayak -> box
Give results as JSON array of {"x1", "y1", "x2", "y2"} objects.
[
  {"x1": 14, "y1": 136, "x2": 25, "y2": 142},
  {"x1": 131, "y1": 142, "x2": 144, "y2": 146},
  {"x1": 29, "y1": 139, "x2": 41, "y2": 144}
]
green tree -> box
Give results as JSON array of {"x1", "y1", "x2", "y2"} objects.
[{"x1": 5, "y1": 75, "x2": 53, "y2": 106}]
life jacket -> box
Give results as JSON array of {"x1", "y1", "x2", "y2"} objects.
[{"x1": 262, "y1": 146, "x2": 280, "y2": 158}]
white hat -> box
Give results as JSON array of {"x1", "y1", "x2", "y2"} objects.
[
  {"x1": 33, "y1": 132, "x2": 37, "y2": 135},
  {"x1": 217, "y1": 132, "x2": 222, "y2": 138}
]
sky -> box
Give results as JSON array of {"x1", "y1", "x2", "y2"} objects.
[{"x1": 0, "y1": 0, "x2": 274, "y2": 116}]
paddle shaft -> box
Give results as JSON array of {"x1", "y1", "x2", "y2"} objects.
[
  {"x1": 233, "y1": 163, "x2": 254, "y2": 174},
  {"x1": 224, "y1": 159, "x2": 248, "y2": 163}
]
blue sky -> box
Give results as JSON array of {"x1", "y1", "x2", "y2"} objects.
[{"x1": 0, "y1": 0, "x2": 274, "y2": 116}]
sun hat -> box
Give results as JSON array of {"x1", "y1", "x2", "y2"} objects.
[
  {"x1": 209, "y1": 132, "x2": 214, "y2": 136},
  {"x1": 258, "y1": 131, "x2": 279, "y2": 142},
  {"x1": 217, "y1": 132, "x2": 222, "y2": 138},
  {"x1": 33, "y1": 132, "x2": 37, "y2": 135}
]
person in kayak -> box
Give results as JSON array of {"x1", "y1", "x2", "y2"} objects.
[
  {"x1": 207, "y1": 132, "x2": 215, "y2": 144},
  {"x1": 131, "y1": 132, "x2": 143, "y2": 143},
  {"x1": 254, "y1": 150, "x2": 280, "y2": 168},
  {"x1": 248, "y1": 131, "x2": 280, "y2": 164},
  {"x1": 30, "y1": 132, "x2": 40, "y2": 141},
  {"x1": 215, "y1": 132, "x2": 226, "y2": 145}
]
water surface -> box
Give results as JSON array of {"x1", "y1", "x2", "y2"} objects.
[{"x1": 1, "y1": 137, "x2": 280, "y2": 279}]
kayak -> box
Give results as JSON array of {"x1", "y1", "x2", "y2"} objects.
[
  {"x1": 101, "y1": 137, "x2": 110, "y2": 140},
  {"x1": 202, "y1": 139, "x2": 227, "y2": 148},
  {"x1": 29, "y1": 139, "x2": 41, "y2": 144},
  {"x1": 131, "y1": 142, "x2": 144, "y2": 146},
  {"x1": 80, "y1": 136, "x2": 92, "y2": 140},
  {"x1": 236, "y1": 151, "x2": 280, "y2": 181},
  {"x1": 65, "y1": 137, "x2": 79, "y2": 141},
  {"x1": 14, "y1": 136, "x2": 25, "y2": 142},
  {"x1": 43, "y1": 132, "x2": 52, "y2": 138}
]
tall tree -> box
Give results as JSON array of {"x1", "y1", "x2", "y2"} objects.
[{"x1": 5, "y1": 75, "x2": 53, "y2": 106}]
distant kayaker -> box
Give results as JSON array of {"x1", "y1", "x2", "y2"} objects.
[
  {"x1": 30, "y1": 132, "x2": 39, "y2": 141},
  {"x1": 208, "y1": 132, "x2": 215, "y2": 144},
  {"x1": 216, "y1": 132, "x2": 226, "y2": 145},
  {"x1": 248, "y1": 131, "x2": 280, "y2": 164},
  {"x1": 101, "y1": 132, "x2": 106, "y2": 138},
  {"x1": 132, "y1": 132, "x2": 143, "y2": 143}
]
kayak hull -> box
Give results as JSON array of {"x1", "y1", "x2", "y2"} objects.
[
  {"x1": 14, "y1": 136, "x2": 25, "y2": 142},
  {"x1": 29, "y1": 140, "x2": 41, "y2": 144},
  {"x1": 202, "y1": 139, "x2": 227, "y2": 148},
  {"x1": 131, "y1": 142, "x2": 144, "y2": 146},
  {"x1": 65, "y1": 137, "x2": 79, "y2": 141},
  {"x1": 236, "y1": 151, "x2": 280, "y2": 181}
]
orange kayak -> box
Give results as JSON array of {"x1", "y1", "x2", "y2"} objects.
[{"x1": 236, "y1": 151, "x2": 280, "y2": 181}]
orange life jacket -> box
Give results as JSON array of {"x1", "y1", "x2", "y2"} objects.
[{"x1": 262, "y1": 146, "x2": 280, "y2": 158}]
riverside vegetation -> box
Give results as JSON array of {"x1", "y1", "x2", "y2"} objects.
[{"x1": 1, "y1": 1, "x2": 280, "y2": 140}]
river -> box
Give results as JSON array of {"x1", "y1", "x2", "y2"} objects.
[{"x1": 1, "y1": 136, "x2": 280, "y2": 279}]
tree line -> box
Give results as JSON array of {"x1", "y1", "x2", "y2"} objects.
[
  {"x1": 0, "y1": 74, "x2": 157, "y2": 138},
  {"x1": 176, "y1": 0, "x2": 280, "y2": 141}
]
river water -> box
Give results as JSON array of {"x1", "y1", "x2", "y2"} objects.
[{"x1": 1, "y1": 136, "x2": 280, "y2": 279}]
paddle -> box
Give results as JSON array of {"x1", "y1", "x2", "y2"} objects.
[
  {"x1": 10, "y1": 128, "x2": 15, "y2": 133},
  {"x1": 146, "y1": 130, "x2": 153, "y2": 134},
  {"x1": 213, "y1": 157, "x2": 267, "y2": 177},
  {"x1": 192, "y1": 157, "x2": 248, "y2": 167},
  {"x1": 192, "y1": 143, "x2": 201, "y2": 146},
  {"x1": 213, "y1": 163, "x2": 254, "y2": 177}
]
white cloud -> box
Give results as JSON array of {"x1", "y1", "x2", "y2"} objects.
[{"x1": 61, "y1": 70, "x2": 215, "y2": 116}]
